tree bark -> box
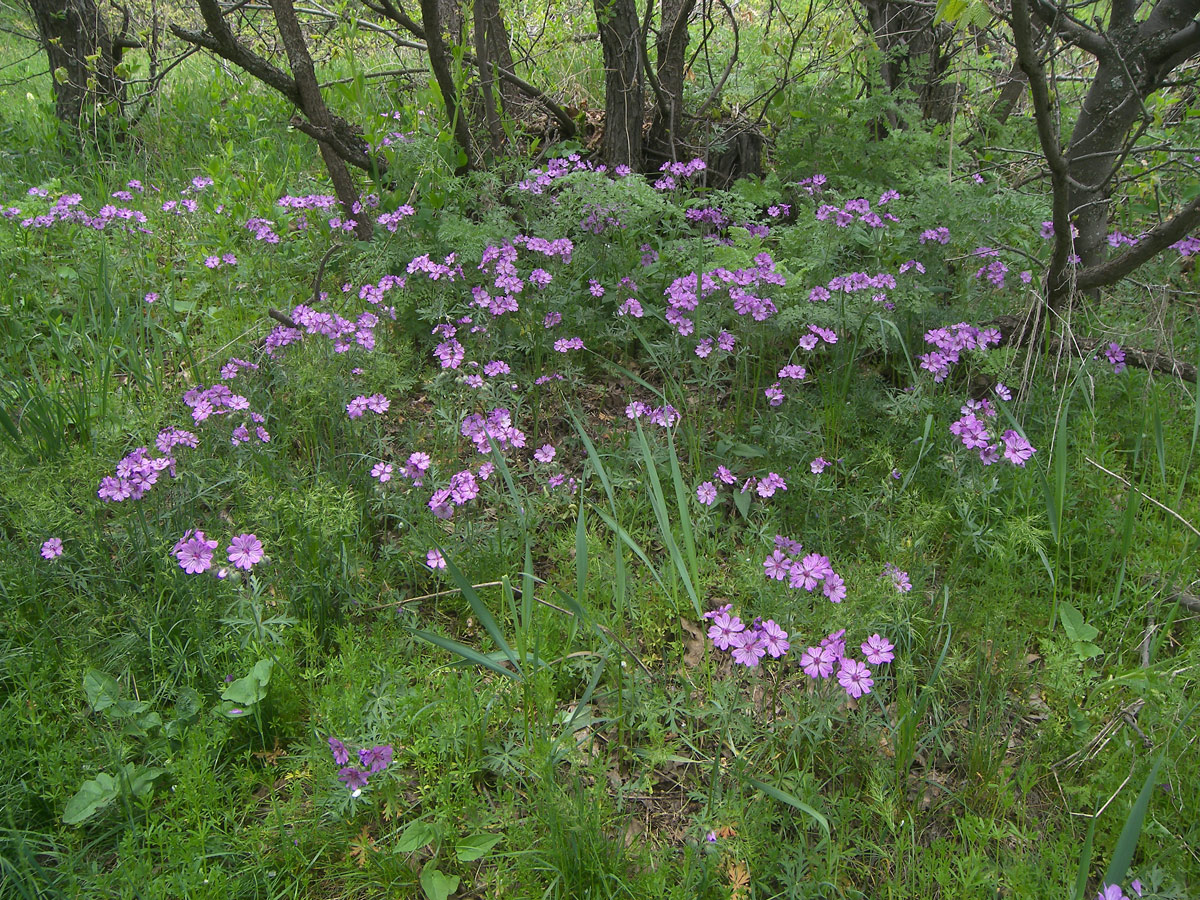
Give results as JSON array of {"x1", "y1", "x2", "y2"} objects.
[
  {"x1": 593, "y1": 0, "x2": 644, "y2": 169},
  {"x1": 268, "y1": 0, "x2": 373, "y2": 240},
  {"x1": 26, "y1": 0, "x2": 121, "y2": 125},
  {"x1": 420, "y1": 0, "x2": 474, "y2": 170},
  {"x1": 646, "y1": 0, "x2": 695, "y2": 162},
  {"x1": 859, "y1": 0, "x2": 956, "y2": 129}
]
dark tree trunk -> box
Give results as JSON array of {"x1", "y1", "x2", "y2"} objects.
[
  {"x1": 1013, "y1": 0, "x2": 1200, "y2": 311},
  {"x1": 26, "y1": 0, "x2": 121, "y2": 124},
  {"x1": 476, "y1": 0, "x2": 524, "y2": 115},
  {"x1": 647, "y1": 0, "x2": 695, "y2": 161},
  {"x1": 421, "y1": 0, "x2": 474, "y2": 170},
  {"x1": 268, "y1": 0, "x2": 373, "y2": 240},
  {"x1": 593, "y1": 0, "x2": 644, "y2": 170},
  {"x1": 860, "y1": 0, "x2": 956, "y2": 128}
]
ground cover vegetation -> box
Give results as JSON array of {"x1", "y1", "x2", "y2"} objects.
[{"x1": 1, "y1": 0, "x2": 1199, "y2": 897}]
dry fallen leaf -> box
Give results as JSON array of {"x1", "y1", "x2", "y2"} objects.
[
  {"x1": 724, "y1": 858, "x2": 751, "y2": 900},
  {"x1": 348, "y1": 824, "x2": 376, "y2": 869}
]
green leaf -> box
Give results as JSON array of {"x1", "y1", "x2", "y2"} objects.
[
  {"x1": 63, "y1": 772, "x2": 119, "y2": 824},
  {"x1": 743, "y1": 775, "x2": 830, "y2": 838},
  {"x1": 1102, "y1": 754, "x2": 1165, "y2": 888},
  {"x1": 127, "y1": 765, "x2": 166, "y2": 798},
  {"x1": 1059, "y1": 603, "x2": 1099, "y2": 643},
  {"x1": 408, "y1": 628, "x2": 520, "y2": 681},
  {"x1": 84, "y1": 669, "x2": 121, "y2": 712},
  {"x1": 420, "y1": 866, "x2": 459, "y2": 900},
  {"x1": 221, "y1": 659, "x2": 273, "y2": 706},
  {"x1": 455, "y1": 832, "x2": 502, "y2": 862},
  {"x1": 395, "y1": 820, "x2": 438, "y2": 853},
  {"x1": 733, "y1": 487, "x2": 752, "y2": 521}
]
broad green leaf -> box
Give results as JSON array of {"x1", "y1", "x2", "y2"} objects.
[
  {"x1": 63, "y1": 772, "x2": 119, "y2": 824},
  {"x1": 221, "y1": 659, "x2": 273, "y2": 706},
  {"x1": 84, "y1": 669, "x2": 121, "y2": 712},
  {"x1": 420, "y1": 866, "x2": 459, "y2": 900},
  {"x1": 1059, "y1": 603, "x2": 1099, "y2": 643},
  {"x1": 455, "y1": 832, "x2": 502, "y2": 862},
  {"x1": 127, "y1": 765, "x2": 166, "y2": 798},
  {"x1": 395, "y1": 820, "x2": 438, "y2": 853}
]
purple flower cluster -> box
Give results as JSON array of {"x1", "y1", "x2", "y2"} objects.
[
  {"x1": 1172, "y1": 234, "x2": 1200, "y2": 257},
  {"x1": 16, "y1": 191, "x2": 150, "y2": 233},
  {"x1": 950, "y1": 401, "x2": 1036, "y2": 466},
  {"x1": 694, "y1": 331, "x2": 736, "y2": 357},
  {"x1": 703, "y1": 605, "x2": 789, "y2": 667},
  {"x1": 346, "y1": 394, "x2": 390, "y2": 418},
  {"x1": 881, "y1": 563, "x2": 912, "y2": 593},
  {"x1": 515, "y1": 153, "x2": 625, "y2": 193},
  {"x1": 461, "y1": 407, "x2": 526, "y2": 454},
  {"x1": 763, "y1": 534, "x2": 846, "y2": 602},
  {"x1": 917, "y1": 322, "x2": 1002, "y2": 382},
  {"x1": 173, "y1": 530, "x2": 264, "y2": 574},
  {"x1": 808, "y1": 270, "x2": 897, "y2": 304},
  {"x1": 97, "y1": 439, "x2": 189, "y2": 502},
  {"x1": 625, "y1": 401, "x2": 680, "y2": 428},
  {"x1": 329, "y1": 737, "x2": 393, "y2": 796},
  {"x1": 797, "y1": 629, "x2": 894, "y2": 698},
  {"x1": 1104, "y1": 342, "x2": 1126, "y2": 374},
  {"x1": 291, "y1": 304, "x2": 381, "y2": 353},
  {"x1": 653, "y1": 157, "x2": 706, "y2": 191},
  {"x1": 815, "y1": 195, "x2": 898, "y2": 229},
  {"x1": 920, "y1": 226, "x2": 950, "y2": 244},
  {"x1": 662, "y1": 255, "x2": 785, "y2": 336},
  {"x1": 795, "y1": 174, "x2": 827, "y2": 195}
]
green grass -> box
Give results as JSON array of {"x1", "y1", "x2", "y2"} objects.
[{"x1": 0, "y1": 31, "x2": 1198, "y2": 900}]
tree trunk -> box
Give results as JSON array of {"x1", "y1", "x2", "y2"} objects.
[
  {"x1": 26, "y1": 0, "x2": 121, "y2": 125},
  {"x1": 646, "y1": 0, "x2": 694, "y2": 163},
  {"x1": 593, "y1": 0, "x2": 644, "y2": 169},
  {"x1": 421, "y1": 0, "x2": 474, "y2": 170},
  {"x1": 268, "y1": 0, "x2": 374, "y2": 239},
  {"x1": 860, "y1": 0, "x2": 956, "y2": 128}
]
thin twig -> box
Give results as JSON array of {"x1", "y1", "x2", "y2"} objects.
[{"x1": 1084, "y1": 457, "x2": 1200, "y2": 538}]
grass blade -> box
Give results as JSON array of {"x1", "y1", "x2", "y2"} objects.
[
  {"x1": 439, "y1": 549, "x2": 521, "y2": 678},
  {"x1": 407, "y1": 629, "x2": 521, "y2": 681},
  {"x1": 743, "y1": 775, "x2": 830, "y2": 839}
]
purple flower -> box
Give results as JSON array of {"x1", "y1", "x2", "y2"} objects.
[
  {"x1": 760, "y1": 620, "x2": 790, "y2": 658},
  {"x1": 372, "y1": 462, "x2": 393, "y2": 482},
  {"x1": 329, "y1": 737, "x2": 350, "y2": 765},
  {"x1": 1001, "y1": 429, "x2": 1036, "y2": 466},
  {"x1": 837, "y1": 658, "x2": 874, "y2": 698},
  {"x1": 40, "y1": 537, "x2": 63, "y2": 559},
  {"x1": 730, "y1": 631, "x2": 767, "y2": 667},
  {"x1": 227, "y1": 533, "x2": 264, "y2": 571},
  {"x1": 696, "y1": 481, "x2": 718, "y2": 506},
  {"x1": 822, "y1": 572, "x2": 847, "y2": 603},
  {"x1": 703, "y1": 603, "x2": 732, "y2": 621},
  {"x1": 800, "y1": 646, "x2": 835, "y2": 679},
  {"x1": 1105, "y1": 342, "x2": 1126, "y2": 374},
  {"x1": 426, "y1": 549, "x2": 446, "y2": 570},
  {"x1": 175, "y1": 530, "x2": 218, "y2": 574},
  {"x1": 707, "y1": 612, "x2": 745, "y2": 650},
  {"x1": 763, "y1": 549, "x2": 791, "y2": 581},
  {"x1": 1096, "y1": 886, "x2": 1128, "y2": 900},
  {"x1": 861, "y1": 634, "x2": 895, "y2": 665},
  {"x1": 144, "y1": 291, "x2": 158, "y2": 304},
  {"x1": 994, "y1": 382, "x2": 1012, "y2": 401},
  {"x1": 534, "y1": 444, "x2": 556, "y2": 464},
  {"x1": 810, "y1": 457, "x2": 829, "y2": 474},
  {"x1": 358, "y1": 744, "x2": 393, "y2": 774},
  {"x1": 338, "y1": 766, "x2": 370, "y2": 794},
  {"x1": 757, "y1": 472, "x2": 787, "y2": 498}
]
